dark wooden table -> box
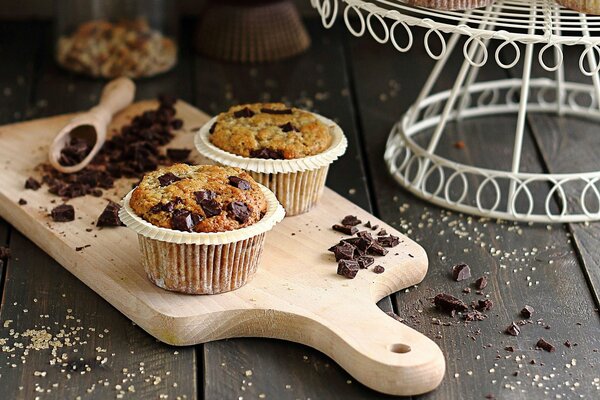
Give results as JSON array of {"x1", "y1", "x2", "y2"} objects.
[{"x1": 1, "y1": 18, "x2": 599, "y2": 400}]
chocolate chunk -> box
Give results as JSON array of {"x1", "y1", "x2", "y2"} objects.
[
  {"x1": 564, "y1": 340, "x2": 572, "y2": 348},
  {"x1": 331, "y1": 242, "x2": 356, "y2": 261},
  {"x1": 505, "y1": 322, "x2": 521, "y2": 336},
  {"x1": 434, "y1": 293, "x2": 468, "y2": 314},
  {"x1": 150, "y1": 201, "x2": 175, "y2": 214},
  {"x1": 158, "y1": 172, "x2": 181, "y2": 187},
  {"x1": 279, "y1": 122, "x2": 296, "y2": 132},
  {"x1": 357, "y1": 230, "x2": 373, "y2": 241},
  {"x1": 332, "y1": 224, "x2": 358, "y2": 235},
  {"x1": 521, "y1": 305, "x2": 534, "y2": 319},
  {"x1": 51, "y1": 204, "x2": 75, "y2": 222},
  {"x1": 233, "y1": 107, "x2": 255, "y2": 118},
  {"x1": 355, "y1": 237, "x2": 373, "y2": 252},
  {"x1": 209, "y1": 122, "x2": 217, "y2": 133},
  {"x1": 96, "y1": 201, "x2": 122, "y2": 227},
  {"x1": 505, "y1": 346, "x2": 515, "y2": 352},
  {"x1": 377, "y1": 229, "x2": 388, "y2": 236},
  {"x1": 476, "y1": 299, "x2": 494, "y2": 311},
  {"x1": 171, "y1": 209, "x2": 202, "y2": 232},
  {"x1": 337, "y1": 259, "x2": 359, "y2": 279},
  {"x1": 249, "y1": 148, "x2": 285, "y2": 159},
  {"x1": 464, "y1": 310, "x2": 486, "y2": 322},
  {"x1": 58, "y1": 137, "x2": 92, "y2": 166},
  {"x1": 199, "y1": 199, "x2": 221, "y2": 218},
  {"x1": 194, "y1": 190, "x2": 216, "y2": 203},
  {"x1": 475, "y1": 276, "x2": 488, "y2": 290},
  {"x1": 452, "y1": 263, "x2": 471, "y2": 281},
  {"x1": 357, "y1": 255, "x2": 374, "y2": 269},
  {"x1": 368, "y1": 242, "x2": 389, "y2": 256},
  {"x1": 228, "y1": 176, "x2": 251, "y2": 190},
  {"x1": 166, "y1": 148, "x2": 191, "y2": 162},
  {"x1": 18, "y1": 198, "x2": 27, "y2": 205},
  {"x1": 171, "y1": 119, "x2": 183, "y2": 130},
  {"x1": 536, "y1": 338, "x2": 555, "y2": 352},
  {"x1": 377, "y1": 235, "x2": 400, "y2": 248},
  {"x1": 227, "y1": 201, "x2": 250, "y2": 223},
  {"x1": 371, "y1": 224, "x2": 379, "y2": 231},
  {"x1": 25, "y1": 177, "x2": 41, "y2": 190},
  {"x1": 260, "y1": 107, "x2": 293, "y2": 115},
  {"x1": 341, "y1": 215, "x2": 361, "y2": 226},
  {"x1": 373, "y1": 265, "x2": 385, "y2": 274},
  {"x1": 364, "y1": 221, "x2": 372, "y2": 228}
]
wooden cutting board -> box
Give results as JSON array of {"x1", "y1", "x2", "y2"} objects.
[{"x1": 0, "y1": 101, "x2": 445, "y2": 396}]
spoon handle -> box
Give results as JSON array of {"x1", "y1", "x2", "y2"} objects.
[{"x1": 90, "y1": 77, "x2": 136, "y2": 128}]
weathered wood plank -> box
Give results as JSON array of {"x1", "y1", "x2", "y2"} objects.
[
  {"x1": 194, "y1": 19, "x2": 395, "y2": 399},
  {"x1": 0, "y1": 21, "x2": 197, "y2": 399},
  {"x1": 348, "y1": 32, "x2": 600, "y2": 399}
]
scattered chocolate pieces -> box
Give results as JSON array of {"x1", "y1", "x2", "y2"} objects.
[
  {"x1": 233, "y1": 107, "x2": 255, "y2": 118},
  {"x1": 505, "y1": 322, "x2": 521, "y2": 336},
  {"x1": 452, "y1": 263, "x2": 471, "y2": 281},
  {"x1": 464, "y1": 310, "x2": 486, "y2": 322},
  {"x1": 171, "y1": 209, "x2": 202, "y2": 232},
  {"x1": 227, "y1": 201, "x2": 250, "y2": 223},
  {"x1": 341, "y1": 215, "x2": 361, "y2": 226},
  {"x1": 158, "y1": 172, "x2": 182, "y2": 187},
  {"x1": 373, "y1": 265, "x2": 385, "y2": 274},
  {"x1": 434, "y1": 293, "x2": 468, "y2": 314},
  {"x1": 337, "y1": 259, "x2": 359, "y2": 279},
  {"x1": 521, "y1": 305, "x2": 534, "y2": 319},
  {"x1": 475, "y1": 276, "x2": 488, "y2": 290},
  {"x1": 25, "y1": 177, "x2": 41, "y2": 190},
  {"x1": 463, "y1": 287, "x2": 472, "y2": 294},
  {"x1": 476, "y1": 299, "x2": 494, "y2": 311},
  {"x1": 228, "y1": 176, "x2": 251, "y2": 190},
  {"x1": 260, "y1": 107, "x2": 292, "y2": 115},
  {"x1": 377, "y1": 235, "x2": 400, "y2": 248},
  {"x1": 332, "y1": 224, "x2": 358, "y2": 235},
  {"x1": 18, "y1": 198, "x2": 27, "y2": 205},
  {"x1": 96, "y1": 201, "x2": 123, "y2": 227},
  {"x1": 51, "y1": 204, "x2": 75, "y2": 222},
  {"x1": 250, "y1": 148, "x2": 285, "y2": 159},
  {"x1": 166, "y1": 148, "x2": 191, "y2": 162},
  {"x1": 536, "y1": 338, "x2": 555, "y2": 352},
  {"x1": 279, "y1": 122, "x2": 296, "y2": 132},
  {"x1": 58, "y1": 137, "x2": 93, "y2": 166}
]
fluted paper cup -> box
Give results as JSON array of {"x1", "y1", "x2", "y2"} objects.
[
  {"x1": 119, "y1": 183, "x2": 285, "y2": 294},
  {"x1": 194, "y1": 112, "x2": 347, "y2": 216}
]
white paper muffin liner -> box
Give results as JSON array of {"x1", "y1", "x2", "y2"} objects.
[
  {"x1": 194, "y1": 113, "x2": 347, "y2": 174},
  {"x1": 119, "y1": 183, "x2": 284, "y2": 294}
]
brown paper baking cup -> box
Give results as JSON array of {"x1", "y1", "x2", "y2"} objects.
[
  {"x1": 407, "y1": 0, "x2": 493, "y2": 10},
  {"x1": 557, "y1": 0, "x2": 600, "y2": 14},
  {"x1": 194, "y1": 112, "x2": 346, "y2": 215},
  {"x1": 119, "y1": 183, "x2": 284, "y2": 294}
]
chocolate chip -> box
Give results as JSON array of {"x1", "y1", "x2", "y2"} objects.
[
  {"x1": 250, "y1": 148, "x2": 285, "y2": 159},
  {"x1": 368, "y1": 242, "x2": 388, "y2": 256},
  {"x1": 194, "y1": 190, "x2": 216, "y2": 203},
  {"x1": 209, "y1": 122, "x2": 217, "y2": 133},
  {"x1": 377, "y1": 235, "x2": 400, "y2": 248},
  {"x1": 233, "y1": 107, "x2": 255, "y2": 118},
  {"x1": 51, "y1": 204, "x2": 75, "y2": 222},
  {"x1": 227, "y1": 201, "x2": 250, "y2": 223},
  {"x1": 331, "y1": 242, "x2": 356, "y2": 261},
  {"x1": 260, "y1": 107, "x2": 293, "y2": 115},
  {"x1": 18, "y1": 198, "x2": 27, "y2": 205},
  {"x1": 150, "y1": 200, "x2": 176, "y2": 214},
  {"x1": 476, "y1": 299, "x2": 494, "y2": 311},
  {"x1": 341, "y1": 215, "x2": 361, "y2": 226},
  {"x1": 171, "y1": 209, "x2": 202, "y2": 232},
  {"x1": 166, "y1": 148, "x2": 191, "y2": 162},
  {"x1": 452, "y1": 263, "x2": 471, "y2": 281},
  {"x1": 96, "y1": 201, "x2": 122, "y2": 227},
  {"x1": 337, "y1": 259, "x2": 359, "y2": 279},
  {"x1": 228, "y1": 176, "x2": 251, "y2": 190},
  {"x1": 505, "y1": 322, "x2": 521, "y2": 336},
  {"x1": 357, "y1": 255, "x2": 374, "y2": 269},
  {"x1": 475, "y1": 276, "x2": 488, "y2": 290},
  {"x1": 199, "y1": 199, "x2": 221, "y2": 218},
  {"x1": 332, "y1": 224, "x2": 358, "y2": 235},
  {"x1": 521, "y1": 305, "x2": 534, "y2": 319},
  {"x1": 434, "y1": 293, "x2": 468, "y2": 314},
  {"x1": 373, "y1": 265, "x2": 385, "y2": 274},
  {"x1": 536, "y1": 338, "x2": 555, "y2": 352},
  {"x1": 279, "y1": 122, "x2": 296, "y2": 132},
  {"x1": 158, "y1": 172, "x2": 181, "y2": 186},
  {"x1": 25, "y1": 177, "x2": 41, "y2": 190}
]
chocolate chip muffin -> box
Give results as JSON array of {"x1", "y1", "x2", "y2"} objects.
[
  {"x1": 130, "y1": 164, "x2": 267, "y2": 233},
  {"x1": 208, "y1": 103, "x2": 333, "y2": 159}
]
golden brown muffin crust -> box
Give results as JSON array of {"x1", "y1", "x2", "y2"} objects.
[
  {"x1": 208, "y1": 103, "x2": 333, "y2": 159},
  {"x1": 130, "y1": 164, "x2": 267, "y2": 232}
]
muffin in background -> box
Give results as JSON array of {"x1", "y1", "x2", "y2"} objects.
[
  {"x1": 556, "y1": 0, "x2": 600, "y2": 14},
  {"x1": 406, "y1": 0, "x2": 493, "y2": 10}
]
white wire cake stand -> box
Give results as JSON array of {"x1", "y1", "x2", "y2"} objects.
[{"x1": 311, "y1": 0, "x2": 600, "y2": 223}]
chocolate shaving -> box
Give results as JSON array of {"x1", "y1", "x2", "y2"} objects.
[
  {"x1": 452, "y1": 263, "x2": 471, "y2": 281},
  {"x1": 373, "y1": 265, "x2": 385, "y2": 274}
]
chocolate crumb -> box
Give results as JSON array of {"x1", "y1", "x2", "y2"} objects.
[
  {"x1": 373, "y1": 265, "x2": 385, "y2": 274},
  {"x1": 521, "y1": 305, "x2": 534, "y2": 319},
  {"x1": 564, "y1": 340, "x2": 572, "y2": 348},
  {"x1": 25, "y1": 177, "x2": 41, "y2": 190},
  {"x1": 364, "y1": 221, "x2": 372, "y2": 228},
  {"x1": 536, "y1": 338, "x2": 555, "y2": 352},
  {"x1": 341, "y1": 215, "x2": 361, "y2": 226},
  {"x1": 475, "y1": 276, "x2": 488, "y2": 290},
  {"x1": 332, "y1": 224, "x2": 358, "y2": 235},
  {"x1": 371, "y1": 224, "x2": 379, "y2": 230},
  {"x1": 464, "y1": 310, "x2": 486, "y2": 322},
  {"x1": 476, "y1": 299, "x2": 494, "y2": 311},
  {"x1": 51, "y1": 204, "x2": 75, "y2": 222},
  {"x1": 452, "y1": 263, "x2": 471, "y2": 281},
  {"x1": 337, "y1": 259, "x2": 359, "y2": 279},
  {"x1": 505, "y1": 322, "x2": 521, "y2": 336},
  {"x1": 505, "y1": 346, "x2": 515, "y2": 352},
  {"x1": 18, "y1": 198, "x2": 27, "y2": 205},
  {"x1": 434, "y1": 293, "x2": 468, "y2": 314}
]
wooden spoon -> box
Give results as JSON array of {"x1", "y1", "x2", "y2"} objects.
[{"x1": 48, "y1": 77, "x2": 135, "y2": 173}]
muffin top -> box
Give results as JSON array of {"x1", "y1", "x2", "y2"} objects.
[
  {"x1": 130, "y1": 164, "x2": 267, "y2": 233},
  {"x1": 208, "y1": 103, "x2": 333, "y2": 159}
]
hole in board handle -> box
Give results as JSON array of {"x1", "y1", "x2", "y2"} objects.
[{"x1": 388, "y1": 343, "x2": 411, "y2": 354}]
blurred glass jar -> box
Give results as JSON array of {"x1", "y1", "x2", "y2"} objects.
[{"x1": 55, "y1": 0, "x2": 178, "y2": 79}]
